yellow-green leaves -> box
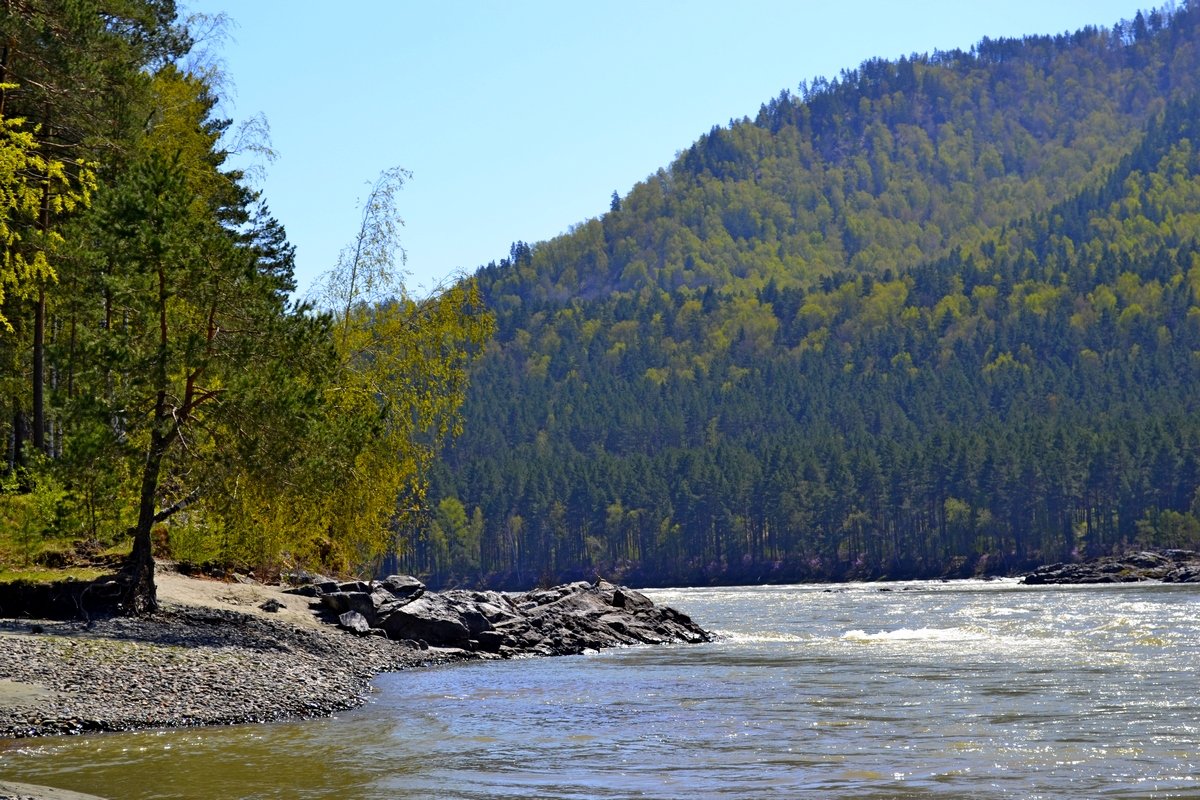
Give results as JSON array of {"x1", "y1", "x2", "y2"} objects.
[
  {"x1": 317, "y1": 280, "x2": 493, "y2": 569},
  {"x1": 0, "y1": 100, "x2": 97, "y2": 331}
]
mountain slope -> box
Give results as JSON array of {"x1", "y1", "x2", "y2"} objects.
[
  {"x1": 414, "y1": 5, "x2": 1200, "y2": 589},
  {"x1": 483, "y1": 6, "x2": 1200, "y2": 307}
]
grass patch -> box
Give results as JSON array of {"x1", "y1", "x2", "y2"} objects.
[{"x1": 0, "y1": 566, "x2": 108, "y2": 585}]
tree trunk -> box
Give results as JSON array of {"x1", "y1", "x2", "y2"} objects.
[
  {"x1": 8, "y1": 303, "x2": 25, "y2": 472},
  {"x1": 32, "y1": 287, "x2": 45, "y2": 453},
  {"x1": 120, "y1": 258, "x2": 174, "y2": 615},
  {"x1": 121, "y1": 523, "x2": 157, "y2": 614},
  {"x1": 120, "y1": 428, "x2": 168, "y2": 614},
  {"x1": 31, "y1": 183, "x2": 51, "y2": 455},
  {"x1": 10, "y1": 405, "x2": 26, "y2": 472}
]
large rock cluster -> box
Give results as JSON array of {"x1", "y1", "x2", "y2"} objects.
[
  {"x1": 298, "y1": 576, "x2": 712, "y2": 656},
  {"x1": 1022, "y1": 549, "x2": 1200, "y2": 585}
]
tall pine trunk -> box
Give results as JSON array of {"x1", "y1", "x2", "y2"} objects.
[
  {"x1": 31, "y1": 181, "x2": 52, "y2": 455},
  {"x1": 120, "y1": 260, "x2": 172, "y2": 613},
  {"x1": 121, "y1": 427, "x2": 168, "y2": 613},
  {"x1": 31, "y1": 287, "x2": 44, "y2": 453}
]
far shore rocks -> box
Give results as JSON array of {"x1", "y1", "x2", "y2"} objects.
[
  {"x1": 1022, "y1": 549, "x2": 1200, "y2": 585},
  {"x1": 297, "y1": 576, "x2": 712, "y2": 656}
]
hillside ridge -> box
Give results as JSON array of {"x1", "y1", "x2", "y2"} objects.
[{"x1": 417, "y1": 4, "x2": 1200, "y2": 590}]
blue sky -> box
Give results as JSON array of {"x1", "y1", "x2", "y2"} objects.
[{"x1": 183, "y1": 1, "x2": 1147, "y2": 299}]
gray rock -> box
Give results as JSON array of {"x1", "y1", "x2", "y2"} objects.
[
  {"x1": 612, "y1": 587, "x2": 654, "y2": 610},
  {"x1": 338, "y1": 611, "x2": 372, "y2": 634},
  {"x1": 1163, "y1": 565, "x2": 1200, "y2": 582},
  {"x1": 1023, "y1": 549, "x2": 1200, "y2": 585},
  {"x1": 1126, "y1": 551, "x2": 1169, "y2": 568},
  {"x1": 474, "y1": 630, "x2": 506, "y2": 653},
  {"x1": 0, "y1": 779, "x2": 109, "y2": 800},
  {"x1": 361, "y1": 578, "x2": 713, "y2": 656},
  {"x1": 455, "y1": 607, "x2": 494, "y2": 636},
  {"x1": 475, "y1": 601, "x2": 518, "y2": 625},
  {"x1": 282, "y1": 569, "x2": 330, "y2": 587},
  {"x1": 320, "y1": 592, "x2": 376, "y2": 624},
  {"x1": 377, "y1": 596, "x2": 472, "y2": 647},
  {"x1": 370, "y1": 588, "x2": 409, "y2": 612},
  {"x1": 380, "y1": 575, "x2": 425, "y2": 600}
]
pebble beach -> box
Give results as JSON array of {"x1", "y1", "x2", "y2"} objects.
[{"x1": 0, "y1": 603, "x2": 458, "y2": 741}]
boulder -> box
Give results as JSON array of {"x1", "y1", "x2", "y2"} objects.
[
  {"x1": 281, "y1": 570, "x2": 333, "y2": 597},
  {"x1": 456, "y1": 607, "x2": 494, "y2": 636},
  {"x1": 320, "y1": 591, "x2": 376, "y2": 624},
  {"x1": 474, "y1": 630, "x2": 506, "y2": 653},
  {"x1": 1126, "y1": 551, "x2": 1169, "y2": 569},
  {"x1": 1163, "y1": 565, "x2": 1200, "y2": 582},
  {"x1": 474, "y1": 601, "x2": 518, "y2": 626},
  {"x1": 377, "y1": 596, "x2": 472, "y2": 647},
  {"x1": 497, "y1": 579, "x2": 712, "y2": 654},
  {"x1": 338, "y1": 610, "x2": 372, "y2": 635},
  {"x1": 612, "y1": 587, "x2": 655, "y2": 611},
  {"x1": 380, "y1": 574, "x2": 426, "y2": 600}
]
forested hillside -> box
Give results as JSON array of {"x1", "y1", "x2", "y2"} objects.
[{"x1": 417, "y1": 5, "x2": 1200, "y2": 588}]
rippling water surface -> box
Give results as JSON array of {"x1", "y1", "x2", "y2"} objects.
[{"x1": 4, "y1": 580, "x2": 1200, "y2": 798}]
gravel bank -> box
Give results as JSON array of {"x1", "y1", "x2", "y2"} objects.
[
  {"x1": 0, "y1": 601, "x2": 466, "y2": 739},
  {"x1": 0, "y1": 779, "x2": 105, "y2": 800}
]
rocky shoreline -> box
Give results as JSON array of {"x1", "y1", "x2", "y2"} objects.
[
  {"x1": 0, "y1": 572, "x2": 710, "y2": 742},
  {"x1": 1021, "y1": 548, "x2": 1200, "y2": 585},
  {"x1": 306, "y1": 574, "x2": 712, "y2": 656}
]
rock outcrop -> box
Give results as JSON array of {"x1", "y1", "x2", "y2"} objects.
[
  {"x1": 1022, "y1": 549, "x2": 1200, "y2": 585},
  {"x1": 297, "y1": 576, "x2": 712, "y2": 657}
]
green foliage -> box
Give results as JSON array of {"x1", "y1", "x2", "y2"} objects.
[
  {"x1": 0, "y1": 464, "x2": 66, "y2": 565},
  {"x1": 0, "y1": 103, "x2": 96, "y2": 330},
  {"x1": 1135, "y1": 509, "x2": 1200, "y2": 550},
  {"x1": 299, "y1": 281, "x2": 493, "y2": 571},
  {"x1": 426, "y1": 7, "x2": 1200, "y2": 588},
  {"x1": 416, "y1": 496, "x2": 483, "y2": 581},
  {"x1": 0, "y1": 7, "x2": 495, "y2": 591}
]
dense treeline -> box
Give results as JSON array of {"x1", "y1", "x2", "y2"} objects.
[
  {"x1": 0, "y1": 2, "x2": 491, "y2": 607},
  {"x1": 416, "y1": 5, "x2": 1200, "y2": 589}
]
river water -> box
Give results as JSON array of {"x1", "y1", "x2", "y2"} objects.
[{"x1": 3, "y1": 580, "x2": 1200, "y2": 799}]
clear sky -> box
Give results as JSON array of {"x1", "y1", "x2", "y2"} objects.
[{"x1": 182, "y1": 1, "x2": 1147, "y2": 299}]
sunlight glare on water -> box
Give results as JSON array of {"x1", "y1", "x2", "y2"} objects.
[{"x1": 4, "y1": 580, "x2": 1200, "y2": 799}]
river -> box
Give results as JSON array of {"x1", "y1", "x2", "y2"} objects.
[{"x1": 3, "y1": 580, "x2": 1199, "y2": 798}]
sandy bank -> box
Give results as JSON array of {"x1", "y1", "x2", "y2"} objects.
[
  {"x1": 0, "y1": 566, "x2": 464, "y2": 741},
  {"x1": 0, "y1": 779, "x2": 106, "y2": 800}
]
